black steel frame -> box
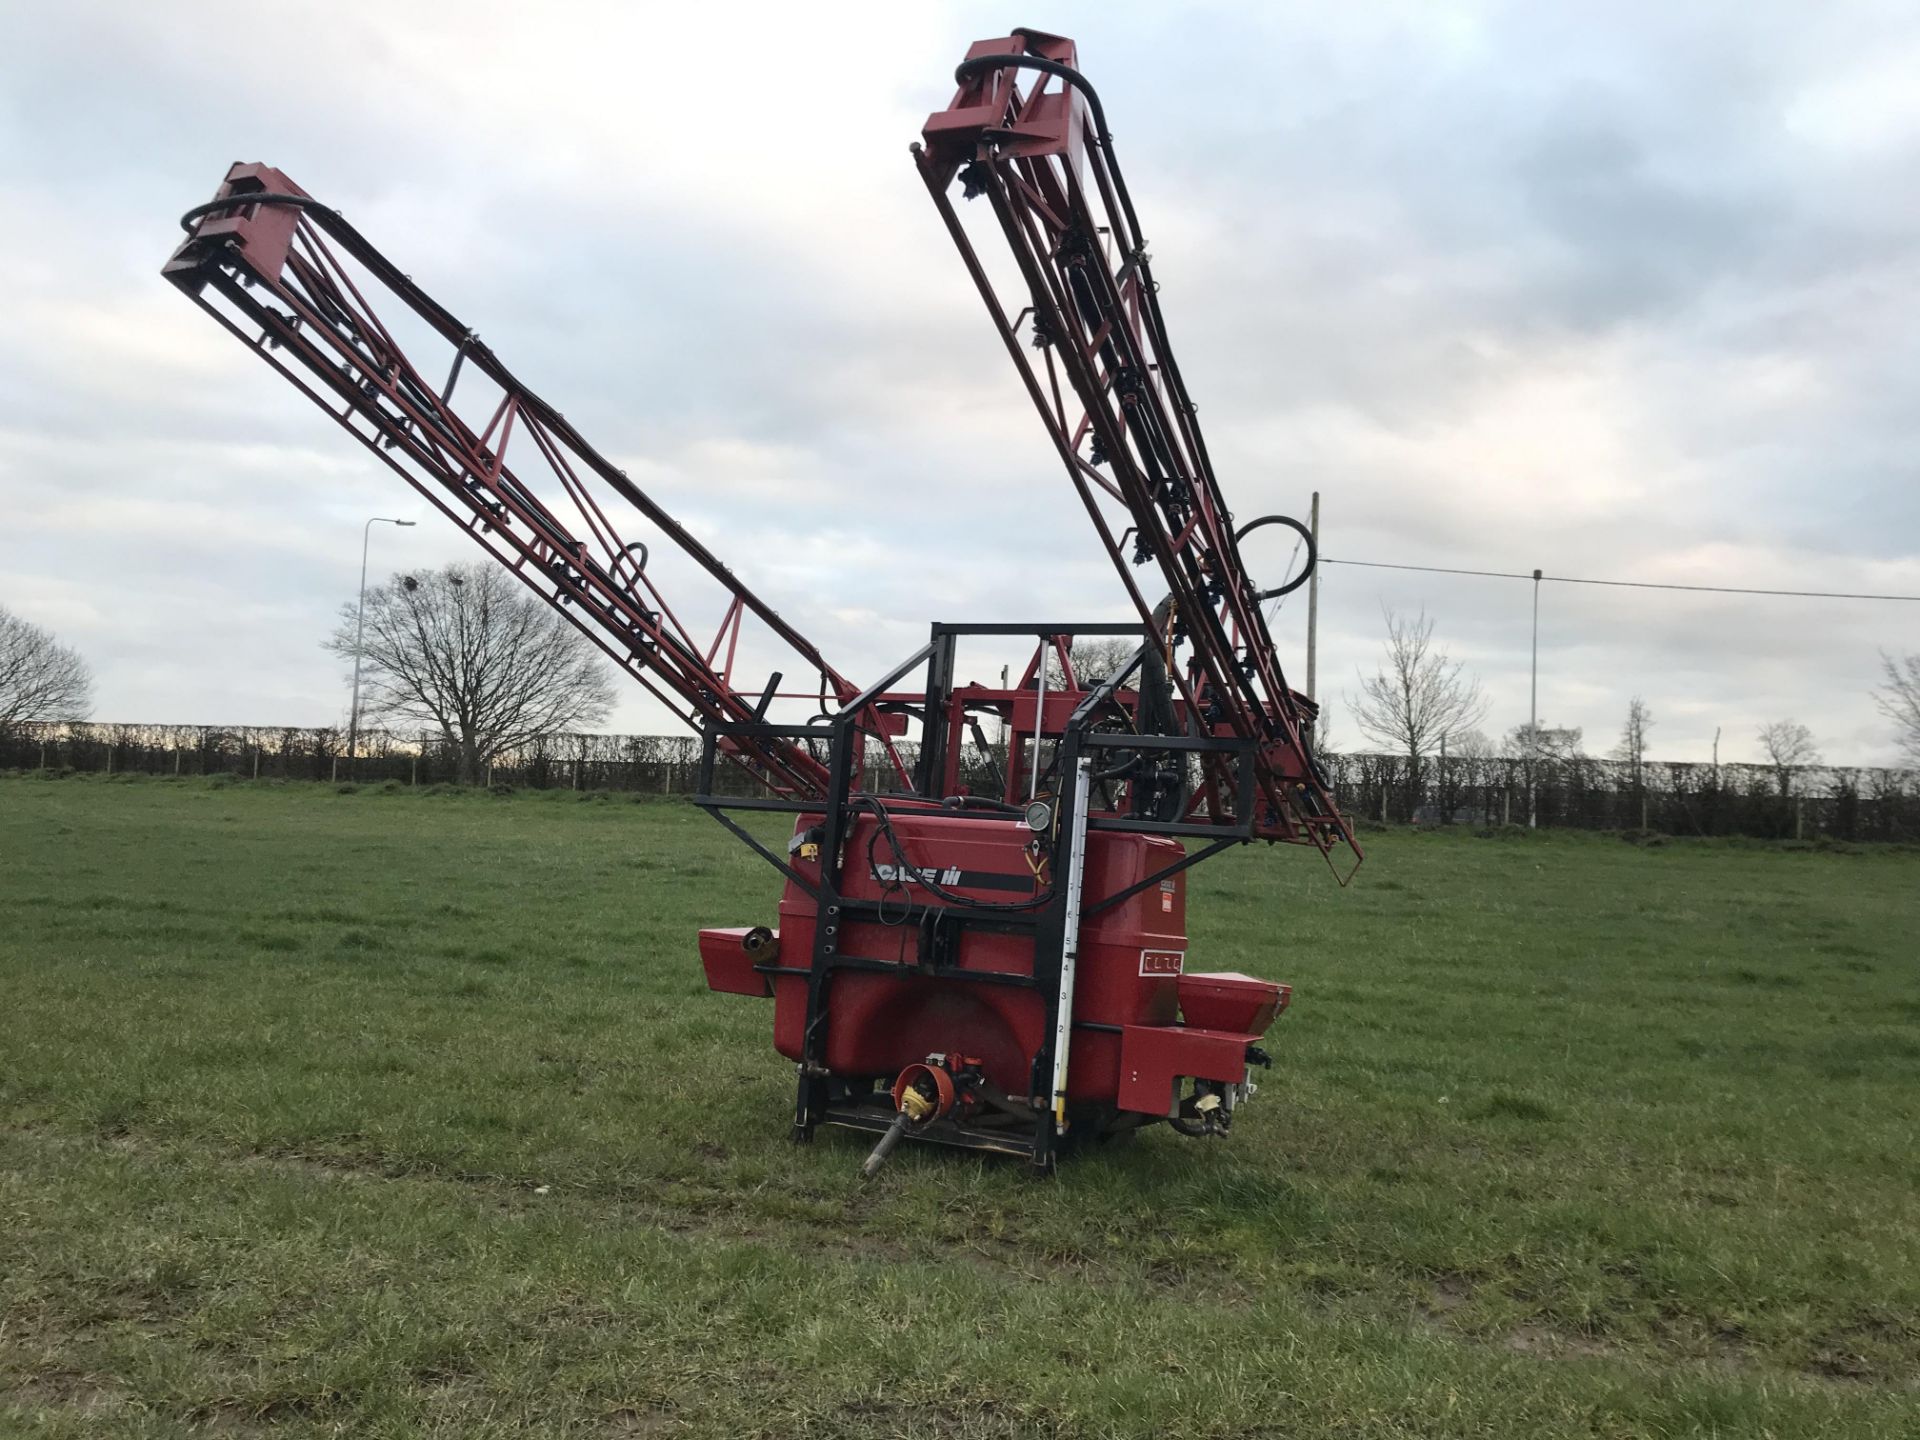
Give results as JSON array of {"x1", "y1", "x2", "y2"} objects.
[{"x1": 691, "y1": 621, "x2": 1263, "y2": 1172}]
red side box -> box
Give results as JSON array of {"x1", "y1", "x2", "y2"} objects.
[
  {"x1": 1177, "y1": 972, "x2": 1289, "y2": 1035},
  {"x1": 699, "y1": 927, "x2": 775, "y2": 997},
  {"x1": 1116, "y1": 1024, "x2": 1261, "y2": 1118}
]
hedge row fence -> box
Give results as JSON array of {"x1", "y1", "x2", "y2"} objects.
[{"x1": 5, "y1": 721, "x2": 1917, "y2": 842}]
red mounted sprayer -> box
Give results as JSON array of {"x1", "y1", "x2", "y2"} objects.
[{"x1": 164, "y1": 29, "x2": 1359, "y2": 1175}]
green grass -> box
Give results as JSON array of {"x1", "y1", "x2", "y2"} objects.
[{"x1": 1, "y1": 773, "x2": 1916, "y2": 1437}]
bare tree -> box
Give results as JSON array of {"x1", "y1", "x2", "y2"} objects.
[
  {"x1": 1874, "y1": 651, "x2": 1920, "y2": 766},
  {"x1": 1757, "y1": 719, "x2": 1819, "y2": 798},
  {"x1": 1313, "y1": 707, "x2": 1337, "y2": 758},
  {"x1": 1505, "y1": 721, "x2": 1584, "y2": 761},
  {"x1": 1502, "y1": 720, "x2": 1583, "y2": 828},
  {"x1": 1448, "y1": 727, "x2": 1499, "y2": 825},
  {"x1": 1045, "y1": 637, "x2": 1138, "y2": 688},
  {"x1": 0, "y1": 605, "x2": 94, "y2": 736},
  {"x1": 327, "y1": 563, "x2": 616, "y2": 783},
  {"x1": 1349, "y1": 607, "x2": 1488, "y2": 808},
  {"x1": 1611, "y1": 696, "x2": 1655, "y2": 786},
  {"x1": 1610, "y1": 697, "x2": 1655, "y2": 827},
  {"x1": 1449, "y1": 728, "x2": 1495, "y2": 761},
  {"x1": 1432, "y1": 726, "x2": 1493, "y2": 824}
]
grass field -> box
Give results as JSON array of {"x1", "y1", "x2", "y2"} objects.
[{"x1": 1, "y1": 773, "x2": 1916, "y2": 1438}]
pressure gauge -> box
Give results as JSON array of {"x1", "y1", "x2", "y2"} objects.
[{"x1": 1023, "y1": 798, "x2": 1054, "y2": 832}]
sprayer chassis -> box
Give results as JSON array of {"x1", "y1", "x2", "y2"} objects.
[{"x1": 696, "y1": 622, "x2": 1290, "y2": 1174}]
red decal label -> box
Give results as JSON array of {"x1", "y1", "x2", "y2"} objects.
[
  {"x1": 1160, "y1": 892, "x2": 1174, "y2": 913},
  {"x1": 1140, "y1": 948, "x2": 1184, "y2": 977}
]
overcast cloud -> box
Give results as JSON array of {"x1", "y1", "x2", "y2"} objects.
[{"x1": 2, "y1": 1, "x2": 1916, "y2": 765}]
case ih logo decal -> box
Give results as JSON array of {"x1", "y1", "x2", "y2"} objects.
[
  {"x1": 1139, "y1": 948, "x2": 1185, "y2": 977},
  {"x1": 875, "y1": 862, "x2": 964, "y2": 887},
  {"x1": 873, "y1": 863, "x2": 1035, "y2": 893}
]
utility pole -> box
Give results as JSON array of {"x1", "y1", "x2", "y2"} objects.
[
  {"x1": 1528, "y1": 567, "x2": 1541, "y2": 829},
  {"x1": 347, "y1": 516, "x2": 416, "y2": 776},
  {"x1": 1305, "y1": 490, "x2": 1320, "y2": 703}
]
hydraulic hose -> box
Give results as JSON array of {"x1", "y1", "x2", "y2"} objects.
[
  {"x1": 1234, "y1": 515, "x2": 1316, "y2": 600},
  {"x1": 179, "y1": 192, "x2": 340, "y2": 234}
]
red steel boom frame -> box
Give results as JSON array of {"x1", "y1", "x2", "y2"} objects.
[
  {"x1": 916, "y1": 29, "x2": 1359, "y2": 874},
  {"x1": 163, "y1": 166, "x2": 901, "y2": 803}
]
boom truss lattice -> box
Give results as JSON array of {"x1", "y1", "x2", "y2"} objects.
[
  {"x1": 165, "y1": 164, "x2": 899, "y2": 802},
  {"x1": 916, "y1": 30, "x2": 1359, "y2": 869}
]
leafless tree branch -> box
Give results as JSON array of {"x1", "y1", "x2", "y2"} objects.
[
  {"x1": 326, "y1": 563, "x2": 615, "y2": 782},
  {"x1": 1873, "y1": 651, "x2": 1920, "y2": 766},
  {"x1": 1757, "y1": 718, "x2": 1820, "y2": 797},
  {"x1": 1610, "y1": 696, "x2": 1655, "y2": 789},
  {"x1": 0, "y1": 605, "x2": 94, "y2": 735},
  {"x1": 1348, "y1": 606, "x2": 1488, "y2": 804}
]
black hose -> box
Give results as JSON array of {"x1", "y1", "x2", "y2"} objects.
[
  {"x1": 179, "y1": 191, "x2": 340, "y2": 235},
  {"x1": 950, "y1": 51, "x2": 1150, "y2": 316},
  {"x1": 1233, "y1": 515, "x2": 1316, "y2": 600},
  {"x1": 862, "y1": 796, "x2": 1053, "y2": 912},
  {"x1": 941, "y1": 795, "x2": 1023, "y2": 814},
  {"x1": 954, "y1": 51, "x2": 1117, "y2": 148}
]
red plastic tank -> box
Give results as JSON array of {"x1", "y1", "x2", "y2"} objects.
[
  {"x1": 700, "y1": 812, "x2": 1293, "y2": 1125},
  {"x1": 769, "y1": 811, "x2": 1193, "y2": 1105}
]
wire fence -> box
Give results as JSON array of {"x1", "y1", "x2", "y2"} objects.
[
  {"x1": 0, "y1": 722, "x2": 887, "y2": 797},
  {"x1": 5, "y1": 721, "x2": 1916, "y2": 842},
  {"x1": 1319, "y1": 752, "x2": 1920, "y2": 842}
]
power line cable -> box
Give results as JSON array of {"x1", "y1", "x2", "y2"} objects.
[
  {"x1": 1264, "y1": 533, "x2": 1305, "y2": 627},
  {"x1": 1319, "y1": 557, "x2": 1920, "y2": 603}
]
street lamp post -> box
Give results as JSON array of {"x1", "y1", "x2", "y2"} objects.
[
  {"x1": 1528, "y1": 567, "x2": 1541, "y2": 829},
  {"x1": 347, "y1": 517, "x2": 415, "y2": 776}
]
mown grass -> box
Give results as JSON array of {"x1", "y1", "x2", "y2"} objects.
[{"x1": 1, "y1": 772, "x2": 1916, "y2": 1437}]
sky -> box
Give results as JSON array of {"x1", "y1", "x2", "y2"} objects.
[{"x1": 2, "y1": 0, "x2": 1917, "y2": 767}]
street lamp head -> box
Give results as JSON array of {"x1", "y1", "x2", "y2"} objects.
[{"x1": 350, "y1": 516, "x2": 421, "y2": 777}]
